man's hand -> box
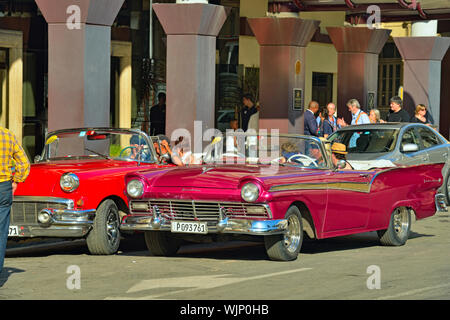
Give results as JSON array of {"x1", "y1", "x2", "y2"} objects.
[
  {"x1": 337, "y1": 117, "x2": 348, "y2": 127},
  {"x1": 12, "y1": 182, "x2": 18, "y2": 194}
]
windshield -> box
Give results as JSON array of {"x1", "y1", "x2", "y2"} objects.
[
  {"x1": 328, "y1": 129, "x2": 399, "y2": 154},
  {"x1": 202, "y1": 134, "x2": 330, "y2": 169},
  {"x1": 41, "y1": 129, "x2": 157, "y2": 163}
]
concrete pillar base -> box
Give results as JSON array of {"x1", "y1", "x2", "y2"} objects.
[
  {"x1": 248, "y1": 17, "x2": 320, "y2": 134},
  {"x1": 153, "y1": 3, "x2": 228, "y2": 140},
  {"x1": 327, "y1": 27, "x2": 391, "y2": 123},
  {"x1": 35, "y1": 0, "x2": 124, "y2": 131},
  {"x1": 394, "y1": 36, "x2": 450, "y2": 128}
]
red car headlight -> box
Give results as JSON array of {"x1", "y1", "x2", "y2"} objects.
[{"x1": 60, "y1": 173, "x2": 80, "y2": 193}]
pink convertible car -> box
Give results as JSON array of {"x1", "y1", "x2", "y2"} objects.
[{"x1": 120, "y1": 134, "x2": 446, "y2": 261}]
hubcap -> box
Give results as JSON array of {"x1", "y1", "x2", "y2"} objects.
[
  {"x1": 393, "y1": 207, "x2": 409, "y2": 238},
  {"x1": 283, "y1": 214, "x2": 301, "y2": 253},
  {"x1": 106, "y1": 209, "x2": 119, "y2": 244}
]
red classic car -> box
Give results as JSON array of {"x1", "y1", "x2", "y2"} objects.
[
  {"x1": 121, "y1": 134, "x2": 446, "y2": 261},
  {"x1": 11, "y1": 128, "x2": 173, "y2": 255}
]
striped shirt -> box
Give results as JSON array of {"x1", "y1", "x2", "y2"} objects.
[{"x1": 0, "y1": 127, "x2": 30, "y2": 183}]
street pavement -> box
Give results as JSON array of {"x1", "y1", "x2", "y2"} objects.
[{"x1": 1, "y1": 209, "x2": 449, "y2": 300}]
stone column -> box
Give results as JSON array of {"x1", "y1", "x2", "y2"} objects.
[
  {"x1": 111, "y1": 41, "x2": 132, "y2": 130},
  {"x1": 35, "y1": 0, "x2": 124, "y2": 131},
  {"x1": 327, "y1": 27, "x2": 391, "y2": 123},
  {"x1": 152, "y1": 3, "x2": 228, "y2": 140},
  {"x1": 0, "y1": 29, "x2": 23, "y2": 142},
  {"x1": 248, "y1": 17, "x2": 319, "y2": 134},
  {"x1": 394, "y1": 36, "x2": 450, "y2": 128}
]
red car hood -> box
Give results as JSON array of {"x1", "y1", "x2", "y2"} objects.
[{"x1": 16, "y1": 159, "x2": 142, "y2": 195}]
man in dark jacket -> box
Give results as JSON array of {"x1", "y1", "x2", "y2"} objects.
[
  {"x1": 386, "y1": 96, "x2": 410, "y2": 122},
  {"x1": 304, "y1": 101, "x2": 319, "y2": 136},
  {"x1": 241, "y1": 93, "x2": 258, "y2": 132},
  {"x1": 150, "y1": 92, "x2": 166, "y2": 135}
]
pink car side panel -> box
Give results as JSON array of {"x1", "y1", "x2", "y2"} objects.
[{"x1": 129, "y1": 162, "x2": 444, "y2": 240}]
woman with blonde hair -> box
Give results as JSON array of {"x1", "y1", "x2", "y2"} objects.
[
  {"x1": 411, "y1": 104, "x2": 432, "y2": 126},
  {"x1": 369, "y1": 109, "x2": 385, "y2": 124}
]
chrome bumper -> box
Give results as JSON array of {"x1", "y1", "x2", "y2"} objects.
[
  {"x1": 120, "y1": 215, "x2": 288, "y2": 236},
  {"x1": 10, "y1": 196, "x2": 96, "y2": 238},
  {"x1": 435, "y1": 193, "x2": 448, "y2": 212}
]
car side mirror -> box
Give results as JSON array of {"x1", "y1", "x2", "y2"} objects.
[
  {"x1": 336, "y1": 160, "x2": 347, "y2": 170},
  {"x1": 401, "y1": 143, "x2": 419, "y2": 153}
]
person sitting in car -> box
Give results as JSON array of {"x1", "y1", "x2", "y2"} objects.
[
  {"x1": 280, "y1": 142, "x2": 299, "y2": 163},
  {"x1": 129, "y1": 135, "x2": 151, "y2": 161},
  {"x1": 153, "y1": 135, "x2": 183, "y2": 166},
  {"x1": 331, "y1": 142, "x2": 353, "y2": 170}
]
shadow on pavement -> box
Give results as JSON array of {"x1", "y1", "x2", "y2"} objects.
[
  {"x1": 5, "y1": 234, "x2": 148, "y2": 258},
  {"x1": 408, "y1": 231, "x2": 434, "y2": 240},
  {"x1": 0, "y1": 267, "x2": 25, "y2": 288},
  {"x1": 4, "y1": 230, "x2": 435, "y2": 261}
]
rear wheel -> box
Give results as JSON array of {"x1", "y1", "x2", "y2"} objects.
[
  {"x1": 86, "y1": 199, "x2": 121, "y2": 255},
  {"x1": 377, "y1": 207, "x2": 411, "y2": 246},
  {"x1": 445, "y1": 172, "x2": 450, "y2": 206},
  {"x1": 264, "y1": 206, "x2": 303, "y2": 261},
  {"x1": 144, "y1": 231, "x2": 182, "y2": 256}
]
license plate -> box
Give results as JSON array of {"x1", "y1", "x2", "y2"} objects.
[
  {"x1": 171, "y1": 221, "x2": 208, "y2": 234},
  {"x1": 8, "y1": 225, "x2": 19, "y2": 237}
]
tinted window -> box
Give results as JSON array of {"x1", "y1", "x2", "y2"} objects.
[
  {"x1": 329, "y1": 129, "x2": 398, "y2": 153},
  {"x1": 417, "y1": 127, "x2": 441, "y2": 149}
]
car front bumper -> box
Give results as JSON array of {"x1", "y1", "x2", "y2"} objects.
[
  {"x1": 120, "y1": 215, "x2": 288, "y2": 235},
  {"x1": 9, "y1": 196, "x2": 96, "y2": 238},
  {"x1": 121, "y1": 199, "x2": 287, "y2": 236}
]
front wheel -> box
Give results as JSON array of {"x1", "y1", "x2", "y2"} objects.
[
  {"x1": 86, "y1": 199, "x2": 121, "y2": 255},
  {"x1": 144, "y1": 231, "x2": 182, "y2": 256},
  {"x1": 377, "y1": 207, "x2": 411, "y2": 246},
  {"x1": 264, "y1": 206, "x2": 303, "y2": 261}
]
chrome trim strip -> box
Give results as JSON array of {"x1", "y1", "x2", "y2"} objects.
[
  {"x1": 13, "y1": 196, "x2": 75, "y2": 209},
  {"x1": 269, "y1": 181, "x2": 371, "y2": 193},
  {"x1": 269, "y1": 167, "x2": 400, "y2": 194}
]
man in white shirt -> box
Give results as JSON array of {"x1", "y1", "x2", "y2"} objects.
[{"x1": 337, "y1": 99, "x2": 370, "y2": 127}]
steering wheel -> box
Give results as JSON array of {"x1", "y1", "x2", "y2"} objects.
[
  {"x1": 119, "y1": 146, "x2": 135, "y2": 158},
  {"x1": 287, "y1": 153, "x2": 318, "y2": 167},
  {"x1": 119, "y1": 146, "x2": 151, "y2": 160}
]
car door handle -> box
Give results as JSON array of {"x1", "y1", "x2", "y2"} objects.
[{"x1": 359, "y1": 174, "x2": 371, "y2": 179}]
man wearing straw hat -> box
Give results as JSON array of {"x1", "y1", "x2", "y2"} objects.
[{"x1": 331, "y1": 142, "x2": 353, "y2": 170}]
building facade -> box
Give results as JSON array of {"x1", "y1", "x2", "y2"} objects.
[{"x1": 0, "y1": 0, "x2": 449, "y2": 160}]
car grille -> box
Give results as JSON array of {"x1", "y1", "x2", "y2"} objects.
[
  {"x1": 11, "y1": 200, "x2": 70, "y2": 225},
  {"x1": 130, "y1": 199, "x2": 271, "y2": 221}
]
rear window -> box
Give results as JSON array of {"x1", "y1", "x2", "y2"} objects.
[{"x1": 328, "y1": 129, "x2": 399, "y2": 153}]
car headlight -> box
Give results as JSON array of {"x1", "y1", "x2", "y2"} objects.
[
  {"x1": 60, "y1": 173, "x2": 80, "y2": 193},
  {"x1": 127, "y1": 179, "x2": 144, "y2": 198},
  {"x1": 241, "y1": 182, "x2": 260, "y2": 202}
]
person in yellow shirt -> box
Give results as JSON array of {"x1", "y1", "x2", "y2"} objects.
[{"x1": 0, "y1": 127, "x2": 30, "y2": 274}]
